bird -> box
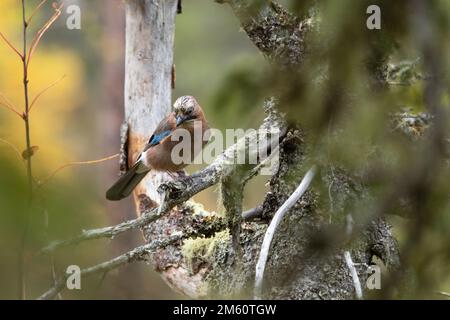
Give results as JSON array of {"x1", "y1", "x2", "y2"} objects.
[{"x1": 106, "y1": 95, "x2": 209, "y2": 201}]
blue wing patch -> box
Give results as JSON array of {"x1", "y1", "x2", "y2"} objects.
[{"x1": 148, "y1": 130, "x2": 171, "y2": 147}]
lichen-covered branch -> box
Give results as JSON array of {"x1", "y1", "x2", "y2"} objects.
[
  {"x1": 41, "y1": 99, "x2": 285, "y2": 254},
  {"x1": 215, "y1": 0, "x2": 314, "y2": 66},
  {"x1": 242, "y1": 205, "x2": 263, "y2": 220},
  {"x1": 38, "y1": 208, "x2": 227, "y2": 300},
  {"x1": 158, "y1": 97, "x2": 286, "y2": 203},
  {"x1": 38, "y1": 237, "x2": 177, "y2": 300},
  {"x1": 40, "y1": 208, "x2": 161, "y2": 254}
]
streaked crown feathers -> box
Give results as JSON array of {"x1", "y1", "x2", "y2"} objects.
[{"x1": 173, "y1": 95, "x2": 198, "y2": 115}]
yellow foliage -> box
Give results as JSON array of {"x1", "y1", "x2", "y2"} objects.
[{"x1": 0, "y1": 0, "x2": 84, "y2": 179}]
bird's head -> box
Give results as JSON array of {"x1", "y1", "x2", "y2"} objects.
[{"x1": 173, "y1": 96, "x2": 203, "y2": 127}]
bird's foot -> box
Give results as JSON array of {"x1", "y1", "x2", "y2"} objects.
[
  {"x1": 175, "y1": 170, "x2": 187, "y2": 178},
  {"x1": 157, "y1": 171, "x2": 194, "y2": 205}
]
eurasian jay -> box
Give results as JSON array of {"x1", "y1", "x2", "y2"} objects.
[{"x1": 106, "y1": 96, "x2": 209, "y2": 201}]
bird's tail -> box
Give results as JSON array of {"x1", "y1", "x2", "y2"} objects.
[{"x1": 106, "y1": 161, "x2": 150, "y2": 201}]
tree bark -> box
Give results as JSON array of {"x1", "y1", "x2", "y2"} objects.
[{"x1": 124, "y1": 0, "x2": 216, "y2": 297}]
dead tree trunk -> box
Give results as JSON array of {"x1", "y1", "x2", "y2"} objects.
[{"x1": 123, "y1": 0, "x2": 228, "y2": 297}]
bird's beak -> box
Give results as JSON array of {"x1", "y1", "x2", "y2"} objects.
[
  {"x1": 176, "y1": 115, "x2": 185, "y2": 127},
  {"x1": 176, "y1": 115, "x2": 195, "y2": 127}
]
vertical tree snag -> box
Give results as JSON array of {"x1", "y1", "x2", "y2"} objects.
[
  {"x1": 124, "y1": 0, "x2": 193, "y2": 294},
  {"x1": 123, "y1": 0, "x2": 225, "y2": 298},
  {"x1": 124, "y1": 0, "x2": 177, "y2": 203}
]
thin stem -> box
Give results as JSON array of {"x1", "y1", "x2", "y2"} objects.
[
  {"x1": 19, "y1": 0, "x2": 33, "y2": 300},
  {"x1": 22, "y1": 0, "x2": 32, "y2": 196},
  {"x1": 37, "y1": 153, "x2": 119, "y2": 187},
  {"x1": 27, "y1": 3, "x2": 63, "y2": 69},
  {"x1": 29, "y1": 75, "x2": 66, "y2": 112},
  {"x1": 0, "y1": 92, "x2": 24, "y2": 118},
  {"x1": 38, "y1": 239, "x2": 180, "y2": 300},
  {"x1": 40, "y1": 206, "x2": 162, "y2": 254},
  {"x1": 0, "y1": 137, "x2": 24, "y2": 162},
  {"x1": 0, "y1": 100, "x2": 23, "y2": 118},
  {"x1": 0, "y1": 31, "x2": 24, "y2": 59},
  {"x1": 26, "y1": 0, "x2": 47, "y2": 25}
]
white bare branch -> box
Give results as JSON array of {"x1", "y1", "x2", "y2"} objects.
[
  {"x1": 344, "y1": 251, "x2": 363, "y2": 300},
  {"x1": 38, "y1": 234, "x2": 183, "y2": 300},
  {"x1": 254, "y1": 166, "x2": 317, "y2": 299}
]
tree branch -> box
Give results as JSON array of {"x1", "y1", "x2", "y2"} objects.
[
  {"x1": 344, "y1": 251, "x2": 363, "y2": 300},
  {"x1": 40, "y1": 206, "x2": 161, "y2": 254},
  {"x1": 42, "y1": 99, "x2": 286, "y2": 254},
  {"x1": 254, "y1": 166, "x2": 316, "y2": 299},
  {"x1": 242, "y1": 205, "x2": 263, "y2": 220},
  {"x1": 28, "y1": 74, "x2": 66, "y2": 112},
  {"x1": 0, "y1": 31, "x2": 23, "y2": 59},
  {"x1": 215, "y1": 0, "x2": 314, "y2": 66},
  {"x1": 38, "y1": 235, "x2": 181, "y2": 300}
]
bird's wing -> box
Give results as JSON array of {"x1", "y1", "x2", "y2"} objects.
[
  {"x1": 148, "y1": 130, "x2": 172, "y2": 146},
  {"x1": 143, "y1": 113, "x2": 176, "y2": 151}
]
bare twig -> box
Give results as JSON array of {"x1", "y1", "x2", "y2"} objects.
[
  {"x1": 344, "y1": 207, "x2": 363, "y2": 299},
  {"x1": 242, "y1": 144, "x2": 280, "y2": 186},
  {"x1": 26, "y1": 0, "x2": 48, "y2": 25},
  {"x1": 38, "y1": 235, "x2": 182, "y2": 300},
  {"x1": 242, "y1": 205, "x2": 263, "y2": 220},
  {"x1": 436, "y1": 291, "x2": 450, "y2": 298},
  {"x1": 42, "y1": 163, "x2": 219, "y2": 253},
  {"x1": 40, "y1": 207, "x2": 161, "y2": 254},
  {"x1": 29, "y1": 75, "x2": 66, "y2": 112},
  {"x1": 42, "y1": 168, "x2": 220, "y2": 254},
  {"x1": 0, "y1": 31, "x2": 23, "y2": 59},
  {"x1": 254, "y1": 166, "x2": 316, "y2": 299},
  {"x1": 344, "y1": 251, "x2": 363, "y2": 300},
  {"x1": 27, "y1": 2, "x2": 63, "y2": 68},
  {"x1": 0, "y1": 92, "x2": 19, "y2": 109},
  {"x1": 0, "y1": 101, "x2": 23, "y2": 118},
  {"x1": 0, "y1": 93, "x2": 24, "y2": 118},
  {"x1": 0, "y1": 137, "x2": 24, "y2": 162},
  {"x1": 37, "y1": 153, "x2": 119, "y2": 187}
]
